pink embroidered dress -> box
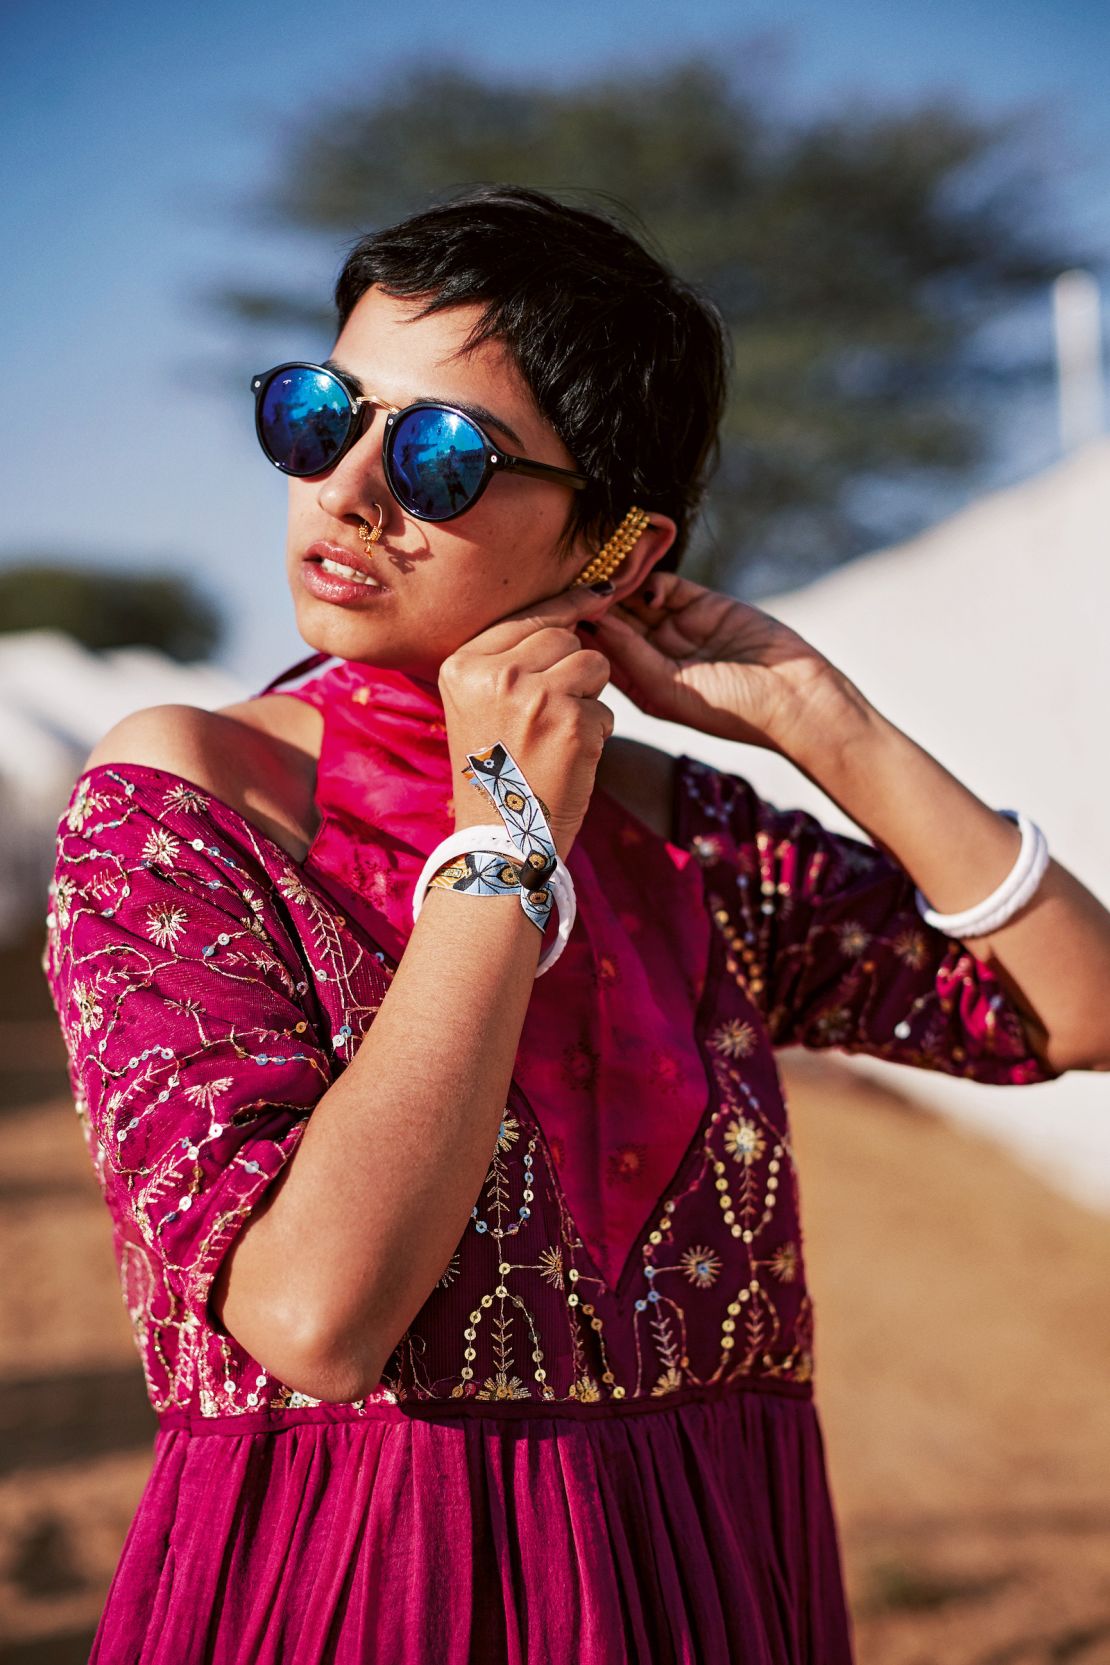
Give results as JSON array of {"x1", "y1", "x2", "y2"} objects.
[{"x1": 41, "y1": 651, "x2": 1059, "y2": 1664}]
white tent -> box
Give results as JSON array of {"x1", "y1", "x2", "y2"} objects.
[
  {"x1": 0, "y1": 629, "x2": 245, "y2": 942},
  {"x1": 608, "y1": 438, "x2": 1110, "y2": 1212}
]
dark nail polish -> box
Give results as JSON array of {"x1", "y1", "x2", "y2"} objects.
[
  {"x1": 578, "y1": 619, "x2": 598, "y2": 634},
  {"x1": 641, "y1": 588, "x2": 655, "y2": 605},
  {"x1": 589, "y1": 579, "x2": 615, "y2": 595}
]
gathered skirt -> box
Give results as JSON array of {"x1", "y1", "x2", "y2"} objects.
[{"x1": 90, "y1": 1378, "x2": 855, "y2": 1663}]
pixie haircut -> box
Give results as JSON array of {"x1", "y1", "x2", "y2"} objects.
[{"x1": 333, "y1": 185, "x2": 730, "y2": 571}]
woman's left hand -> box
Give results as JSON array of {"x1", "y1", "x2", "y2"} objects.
[{"x1": 587, "y1": 571, "x2": 859, "y2": 757}]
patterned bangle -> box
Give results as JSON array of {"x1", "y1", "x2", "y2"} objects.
[
  {"x1": 914, "y1": 808, "x2": 1050, "y2": 938},
  {"x1": 409, "y1": 742, "x2": 576, "y2": 976},
  {"x1": 411, "y1": 823, "x2": 578, "y2": 977},
  {"x1": 423, "y1": 826, "x2": 535, "y2": 904}
]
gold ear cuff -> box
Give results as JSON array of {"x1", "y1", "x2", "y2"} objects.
[{"x1": 572, "y1": 505, "x2": 651, "y2": 587}]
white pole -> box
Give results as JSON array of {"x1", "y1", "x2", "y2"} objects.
[{"x1": 1052, "y1": 269, "x2": 1104, "y2": 452}]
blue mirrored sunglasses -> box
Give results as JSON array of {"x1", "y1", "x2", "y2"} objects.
[{"x1": 251, "y1": 361, "x2": 594, "y2": 523}]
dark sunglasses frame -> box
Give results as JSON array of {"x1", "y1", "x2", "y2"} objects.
[{"x1": 251, "y1": 361, "x2": 594, "y2": 522}]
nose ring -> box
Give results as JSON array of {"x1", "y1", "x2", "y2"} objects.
[{"x1": 357, "y1": 503, "x2": 385, "y2": 550}]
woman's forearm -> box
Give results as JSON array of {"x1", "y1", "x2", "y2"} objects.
[
  {"x1": 784, "y1": 675, "x2": 1110, "y2": 1074},
  {"x1": 214, "y1": 880, "x2": 544, "y2": 1400}
]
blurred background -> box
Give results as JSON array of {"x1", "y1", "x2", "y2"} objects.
[{"x1": 2, "y1": 2, "x2": 1108, "y2": 1659}]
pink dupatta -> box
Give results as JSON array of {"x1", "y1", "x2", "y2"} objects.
[{"x1": 259, "y1": 652, "x2": 715, "y2": 1289}]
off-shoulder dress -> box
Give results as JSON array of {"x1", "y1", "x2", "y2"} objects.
[{"x1": 41, "y1": 652, "x2": 1059, "y2": 1664}]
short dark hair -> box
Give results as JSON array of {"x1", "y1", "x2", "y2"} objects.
[{"x1": 333, "y1": 185, "x2": 729, "y2": 570}]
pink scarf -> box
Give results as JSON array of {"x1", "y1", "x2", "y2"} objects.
[{"x1": 262, "y1": 654, "x2": 713, "y2": 1291}]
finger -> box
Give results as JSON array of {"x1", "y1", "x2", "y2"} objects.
[
  {"x1": 622, "y1": 570, "x2": 706, "y2": 619},
  {"x1": 467, "y1": 583, "x2": 618, "y2": 657},
  {"x1": 544, "y1": 645, "x2": 613, "y2": 700},
  {"x1": 596, "y1": 603, "x2": 651, "y2": 639},
  {"x1": 583, "y1": 620, "x2": 667, "y2": 714},
  {"x1": 609, "y1": 586, "x2": 752, "y2": 661},
  {"x1": 606, "y1": 600, "x2": 705, "y2": 661},
  {"x1": 590, "y1": 608, "x2": 677, "y2": 686},
  {"x1": 495, "y1": 625, "x2": 593, "y2": 675}
]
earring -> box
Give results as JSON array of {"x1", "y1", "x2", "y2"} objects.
[
  {"x1": 357, "y1": 503, "x2": 385, "y2": 551},
  {"x1": 573, "y1": 505, "x2": 651, "y2": 587}
]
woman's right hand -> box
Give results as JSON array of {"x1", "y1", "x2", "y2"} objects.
[{"x1": 438, "y1": 586, "x2": 617, "y2": 861}]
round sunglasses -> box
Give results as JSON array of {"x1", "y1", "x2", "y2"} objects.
[{"x1": 251, "y1": 361, "x2": 594, "y2": 523}]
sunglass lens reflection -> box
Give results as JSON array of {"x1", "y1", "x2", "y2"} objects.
[
  {"x1": 388, "y1": 407, "x2": 487, "y2": 518},
  {"x1": 259, "y1": 368, "x2": 352, "y2": 474}
]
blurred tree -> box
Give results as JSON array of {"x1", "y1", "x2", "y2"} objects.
[
  {"x1": 214, "y1": 57, "x2": 1099, "y2": 591},
  {"x1": 0, "y1": 562, "x2": 224, "y2": 662}
]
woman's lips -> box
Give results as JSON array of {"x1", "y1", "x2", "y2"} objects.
[
  {"x1": 300, "y1": 541, "x2": 390, "y2": 605},
  {"x1": 303, "y1": 540, "x2": 387, "y2": 584}
]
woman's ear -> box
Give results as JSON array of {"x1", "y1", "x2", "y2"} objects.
[
  {"x1": 607, "y1": 512, "x2": 677, "y2": 602},
  {"x1": 563, "y1": 509, "x2": 677, "y2": 596}
]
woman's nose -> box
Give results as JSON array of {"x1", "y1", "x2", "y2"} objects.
[{"x1": 315, "y1": 425, "x2": 387, "y2": 523}]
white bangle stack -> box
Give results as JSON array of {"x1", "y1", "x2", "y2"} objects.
[
  {"x1": 412, "y1": 824, "x2": 578, "y2": 977},
  {"x1": 913, "y1": 808, "x2": 1050, "y2": 939}
]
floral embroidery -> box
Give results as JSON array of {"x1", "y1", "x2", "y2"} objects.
[
  {"x1": 709, "y1": 1018, "x2": 758, "y2": 1059},
  {"x1": 477, "y1": 1370, "x2": 530, "y2": 1401},
  {"x1": 145, "y1": 903, "x2": 188, "y2": 948},
  {"x1": 494, "y1": 1114, "x2": 520, "y2": 1154},
  {"x1": 723, "y1": 1116, "x2": 766, "y2": 1167},
  {"x1": 50, "y1": 873, "x2": 77, "y2": 929},
  {"x1": 893, "y1": 927, "x2": 928, "y2": 969},
  {"x1": 606, "y1": 1143, "x2": 648, "y2": 1184},
  {"x1": 690, "y1": 833, "x2": 724, "y2": 865},
  {"x1": 647, "y1": 1048, "x2": 683, "y2": 1094},
  {"x1": 66, "y1": 775, "x2": 103, "y2": 831},
  {"x1": 163, "y1": 783, "x2": 210, "y2": 814},
  {"x1": 592, "y1": 953, "x2": 620, "y2": 987},
  {"x1": 182, "y1": 1077, "x2": 234, "y2": 1111},
  {"x1": 680, "y1": 1246, "x2": 722, "y2": 1288},
  {"x1": 836, "y1": 920, "x2": 870, "y2": 957},
  {"x1": 142, "y1": 827, "x2": 180, "y2": 867},
  {"x1": 561, "y1": 1039, "x2": 599, "y2": 1091},
  {"x1": 72, "y1": 979, "x2": 104, "y2": 1036}
]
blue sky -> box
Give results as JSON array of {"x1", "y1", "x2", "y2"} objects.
[{"x1": 4, "y1": 0, "x2": 1108, "y2": 683}]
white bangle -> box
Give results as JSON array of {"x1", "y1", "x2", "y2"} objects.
[
  {"x1": 412, "y1": 824, "x2": 578, "y2": 977},
  {"x1": 914, "y1": 809, "x2": 1050, "y2": 938}
]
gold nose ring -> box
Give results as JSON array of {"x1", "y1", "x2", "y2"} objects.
[{"x1": 357, "y1": 503, "x2": 385, "y2": 550}]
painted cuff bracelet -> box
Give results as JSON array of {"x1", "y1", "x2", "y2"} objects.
[{"x1": 410, "y1": 741, "x2": 577, "y2": 977}]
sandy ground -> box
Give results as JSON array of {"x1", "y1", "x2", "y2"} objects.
[{"x1": 2, "y1": 995, "x2": 1108, "y2": 1662}]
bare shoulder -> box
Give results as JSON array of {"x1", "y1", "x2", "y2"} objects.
[
  {"x1": 83, "y1": 703, "x2": 228, "y2": 780},
  {"x1": 81, "y1": 697, "x2": 323, "y2": 862},
  {"x1": 597, "y1": 735, "x2": 679, "y2": 841}
]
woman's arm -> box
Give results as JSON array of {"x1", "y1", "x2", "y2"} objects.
[
  {"x1": 777, "y1": 680, "x2": 1110, "y2": 1075},
  {"x1": 215, "y1": 875, "x2": 544, "y2": 1402},
  {"x1": 48, "y1": 736, "x2": 556, "y2": 1410},
  {"x1": 591, "y1": 572, "x2": 1110, "y2": 1078}
]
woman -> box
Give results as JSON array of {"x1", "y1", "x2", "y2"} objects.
[{"x1": 43, "y1": 185, "x2": 1110, "y2": 1663}]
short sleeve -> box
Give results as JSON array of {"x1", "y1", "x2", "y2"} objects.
[
  {"x1": 41, "y1": 766, "x2": 335, "y2": 1336},
  {"x1": 678, "y1": 755, "x2": 1062, "y2": 1085}
]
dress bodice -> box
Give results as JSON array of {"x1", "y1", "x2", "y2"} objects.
[{"x1": 41, "y1": 659, "x2": 1057, "y2": 1427}]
